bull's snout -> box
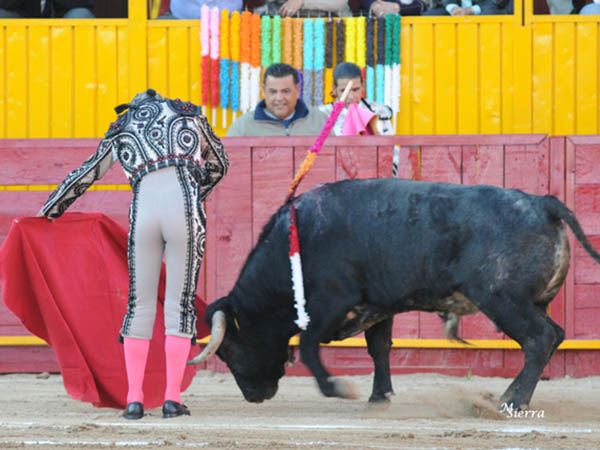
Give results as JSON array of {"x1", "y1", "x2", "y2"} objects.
[{"x1": 242, "y1": 385, "x2": 278, "y2": 403}]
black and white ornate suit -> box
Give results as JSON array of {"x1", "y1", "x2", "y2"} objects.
[{"x1": 41, "y1": 90, "x2": 229, "y2": 343}]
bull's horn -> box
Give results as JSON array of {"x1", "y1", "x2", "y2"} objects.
[{"x1": 187, "y1": 311, "x2": 226, "y2": 365}]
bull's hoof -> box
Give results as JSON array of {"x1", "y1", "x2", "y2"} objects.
[
  {"x1": 328, "y1": 377, "x2": 359, "y2": 400},
  {"x1": 368, "y1": 391, "x2": 394, "y2": 404},
  {"x1": 498, "y1": 400, "x2": 529, "y2": 414}
]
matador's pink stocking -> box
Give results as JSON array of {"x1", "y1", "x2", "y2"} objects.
[
  {"x1": 123, "y1": 337, "x2": 150, "y2": 404},
  {"x1": 164, "y1": 335, "x2": 191, "y2": 403}
]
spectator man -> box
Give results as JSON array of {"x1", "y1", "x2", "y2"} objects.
[
  {"x1": 226, "y1": 63, "x2": 328, "y2": 137},
  {"x1": 319, "y1": 62, "x2": 394, "y2": 136}
]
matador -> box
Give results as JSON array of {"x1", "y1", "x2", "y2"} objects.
[{"x1": 39, "y1": 89, "x2": 229, "y2": 420}]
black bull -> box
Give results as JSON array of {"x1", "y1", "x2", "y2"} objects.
[{"x1": 189, "y1": 178, "x2": 600, "y2": 410}]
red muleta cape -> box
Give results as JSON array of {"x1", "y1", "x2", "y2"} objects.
[{"x1": 0, "y1": 212, "x2": 210, "y2": 409}]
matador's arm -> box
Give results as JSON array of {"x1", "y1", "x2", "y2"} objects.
[
  {"x1": 39, "y1": 139, "x2": 116, "y2": 218},
  {"x1": 196, "y1": 115, "x2": 229, "y2": 202}
]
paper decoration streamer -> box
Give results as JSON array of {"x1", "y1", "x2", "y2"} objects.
[{"x1": 272, "y1": 15, "x2": 281, "y2": 63}]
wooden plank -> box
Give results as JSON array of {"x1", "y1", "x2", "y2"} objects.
[
  {"x1": 500, "y1": 22, "x2": 514, "y2": 134},
  {"x1": 420, "y1": 146, "x2": 461, "y2": 184},
  {"x1": 223, "y1": 135, "x2": 547, "y2": 148},
  {"x1": 575, "y1": 144, "x2": 600, "y2": 185},
  {"x1": 207, "y1": 148, "x2": 252, "y2": 301},
  {"x1": 566, "y1": 351, "x2": 600, "y2": 378},
  {"x1": 512, "y1": 25, "x2": 532, "y2": 133},
  {"x1": 479, "y1": 23, "x2": 501, "y2": 134},
  {"x1": 419, "y1": 312, "x2": 445, "y2": 339},
  {"x1": 148, "y1": 27, "x2": 168, "y2": 96},
  {"x1": 117, "y1": 25, "x2": 130, "y2": 105},
  {"x1": 392, "y1": 311, "x2": 419, "y2": 339},
  {"x1": 293, "y1": 146, "x2": 334, "y2": 196},
  {"x1": 457, "y1": 24, "x2": 479, "y2": 134},
  {"x1": 168, "y1": 26, "x2": 190, "y2": 100},
  {"x1": 532, "y1": 23, "x2": 553, "y2": 134},
  {"x1": 0, "y1": 347, "x2": 59, "y2": 373},
  {"x1": 50, "y1": 26, "x2": 74, "y2": 137},
  {"x1": 433, "y1": 23, "x2": 456, "y2": 134},
  {"x1": 574, "y1": 285, "x2": 600, "y2": 310},
  {"x1": 398, "y1": 22, "x2": 412, "y2": 135},
  {"x1": 554, "y1": 22, "x2": 575, "y2": 135},
  {"x1": 189, "y1": 24, "x2": 202, "y2": 106},
  {"x1": 5, "y1": 26, "x2": 27, "y2": 138},
  {"x1": 564, "y1": 137, "x2": 577, "y2": 340},
  {"x1": 28, "y1": 26, "x2": 50, "y2": 138},
  {"x1": 202, "y1": 148, "x2": 252, "y2": 375},
  {"x1": 574, "y1": 308, "x2": 600, "y2": 339},
  {"x1": 504, "y1": 142, "x2": 549, "y2": 194},
  {"x1": 575, "y1": 22, "x2": 598, "y2": 134},
  {"x1": 574, "y1": 236, "x2": 600, "y2": 284},
  {"x1": 97, "y1": 26, "x2": 119, "y2": 135},
  {"x1": 0, "y1": 145, "x2": 127, "y2": 185},
  {"x1": 575, "y1": 186, "x2": 600, "y2": 236},
  {"x1": 462, "y1": 145, "x2": 503, "y2": 188},
  {"x1": 74, "y1": 26, "x2": 97, "y2": 138},
  {"x1": 411, "y1": 23, "x2": 434, "y2": 134},
  {"x1": 548, "y1": 137, "x2": 566, "y2": 333},
  {"x1": 335, "y1": 146, "x2": 377, "y2": 181},
  {"x1": 251, "y1": 146, "x2": 294, "y2": 245}
]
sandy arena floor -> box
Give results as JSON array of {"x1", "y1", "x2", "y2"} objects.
[{"x1": 1, "y1": 370, "x2": 599, "y2": 449}]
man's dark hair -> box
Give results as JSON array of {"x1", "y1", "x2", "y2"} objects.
[
  {"x1": 333, "y1": 62, "x2": 363, "y2": 86},
  {"x1": 263, "y1": 63, "x2": 299, "y2": 85}
]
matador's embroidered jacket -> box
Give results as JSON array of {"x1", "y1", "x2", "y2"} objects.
[
  {"x1": 41, "y1": 92, "x2": 229, "y2": 218},
  {"x1": 41, "y1": 91, "x2": 229, "y2": 340}
]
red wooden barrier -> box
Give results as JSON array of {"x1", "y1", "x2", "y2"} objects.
[{"x1": 1, "y1": 135, "x2": 599, "y2": 377}]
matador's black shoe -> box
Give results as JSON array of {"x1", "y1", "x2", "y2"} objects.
[
  {"x1": 123, "y1": 402, "x2": 144, "y2": 420},
  {"x1": 162, "y1": 400, "x2": 191, "y2": 418}
]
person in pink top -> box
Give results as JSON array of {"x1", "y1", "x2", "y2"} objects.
[{"x1": 319, "y1": 62, "x2": 394, "y2": 136}]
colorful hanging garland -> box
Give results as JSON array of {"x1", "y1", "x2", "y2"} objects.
[
  {"x1": 384, "y1": 13, "x2": 394, "y2": 117},
  {"x1": 261, "y1": 15, "x2": 272, "y2": 69},
  {"x1": 376, "y1": 16, "x2": 385, "y2": 105},
  {"x1": 196, "y1": 11, "x2": 402, "y2": 126},
  {"x1": 210, "y1": 6, "x2": 221, "y2": 120},
  {"x1": 283, "y1": 16, "x2": 293, "y2": 64},
  {"x1": 324, "y1": 19, "x2": 334, "y2": 104},
  {"x1": 239, "y1": 11, "x2": 252, "y2": 114},
  {"x1": 344, "y1": 17, "x2": 357, "y2": 64},
  {"x1": 200, "y1": 5, "x2": 211, "y2": 110},
  {"x1": 230, "y1": 11, "x2": 241, "y2": 114},
  {"x1": 392, "y1": 14, "x2": 401, "y2": 129},
  {"x1": 272, "y1": 15, "x2": 281, "y2": 64},
  {"x1": 335, "y1": 19, "x2": 344, "y2": 69},
  {"x1": 313, "y1": 18, "x2": 325, "y2": 107},
  {"x1": 250, "y1": 13, "x2": 262, "y2": 110},
  {"x1": 302, "y1": 18, "x2": 313, "y2": 104},
  {"x1": 292, "y1": 18, "x2": 303, "y2": 71},
  {"x1": 220, "y1": 9, "x2": 230, "y2": 127},
  {"x1": 356, "y1": 16, "x2": 366, "y2": 72},
  {"x1": 366, "y1": 15, "x2": 375, "y2": 102}
]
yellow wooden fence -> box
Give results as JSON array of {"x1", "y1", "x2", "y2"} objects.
[{"x1": 0, "y1": 0, "x2": 598, "y2": 138}]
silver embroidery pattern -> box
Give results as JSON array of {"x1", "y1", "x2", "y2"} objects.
[{"x1": 42, "y1": 94, "x2": 229, "y2": 341}]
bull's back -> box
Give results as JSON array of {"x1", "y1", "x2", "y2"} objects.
[{"x1": 292, "y1": 178, "x2": 564, "y2": 305}]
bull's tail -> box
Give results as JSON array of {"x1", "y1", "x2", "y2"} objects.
[{"x1": 544, "y1": 195, "x2": 600, "y2": 264}]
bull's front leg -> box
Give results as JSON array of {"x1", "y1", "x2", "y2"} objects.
[
  {"x1": 298, "y1": 332, "x2": 359, "y2": 400},
  {"x1": 365, "y1": 317, "x2": 394, "y2": 403}
]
